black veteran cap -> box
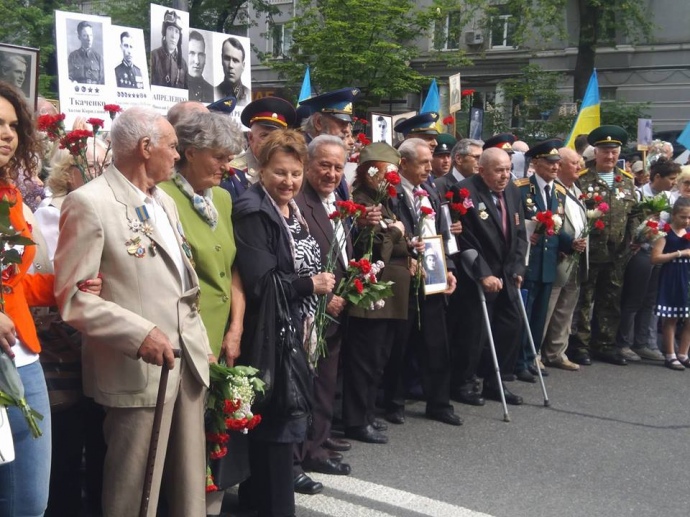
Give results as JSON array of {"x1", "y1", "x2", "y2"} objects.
[
  {"x1": 359, "y1": 142, "x2": 401, "y2": 167},
  {"x1": 207, "y1": 96, "x2": 237, "y2": 114},
  {"x1": 241, "y1": 97, "x2": 296, "y2": 130},
  {"x1": 299, "y1": 87, "x2": 360, "y2": 122},
  {"x1": 587, "y1": 125, "x2": 628, "y2": 148},
  {"x1": 525, "y1": 139, "x2": 563, "y2": 162},
  {"x1": 483, "y1": 133, "x2": 516, "y2": 153},
  {"x1": 394, "y1": 112, "x2": 439, "y2": 137},
  {"x1": 434, "y1": 133, "x2": 456, "y2": 155}
]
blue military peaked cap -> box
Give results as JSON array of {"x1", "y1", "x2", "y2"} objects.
[
  {"x1": 299, "y1": 87, "x2": 361, "y2": 122},
  {"x1": 207, "y1": 96, "x2": 237, "y2": 114},
  {"x1": 394, "y1": 112, "x2": 439, "y2": 137},
  {"x1": 525, "y1": 139, "x2": 563, "y2": 162}
]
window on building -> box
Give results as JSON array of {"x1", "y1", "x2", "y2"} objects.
[
  {"x1": 489, "y1": 5, "x2": 516, "y2": 49},
  {"x1": 433, "y1": 11, "x2": 462, "y2": 51},
  {"x1": 271, "y1": 23, "x2": 292, "y2": 57}
]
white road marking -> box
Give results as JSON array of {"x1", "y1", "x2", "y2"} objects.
[{"x1": 299, "y1": 475, "x2": 494, "y2": 517}]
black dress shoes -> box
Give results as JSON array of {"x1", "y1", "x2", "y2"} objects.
[
  {"x1": 425, "y1": 407, "x2": 463, "y2": 426},
  {"x1": 527, "y1": 365, "x2": 549, "y2": 377},
  {"x1": 384, "y1": 408, "x2": 405, "y2": 425},
  {"x1": 482, "y1": 384, "x2": 524, "y2": 405},
  {"x1": 323, "y1": 437, "x2": 351, "y2": 452},
  {"x1": 304, "y1": 457, "x2": 351, "y2": 476},
  {"x1": 594, "y1": 348, "x2": 628, "y2": 366},
  {"x1": 451, "y1": 389, "x2": 485, "y2": 406},
  {"x1": 344, "y1": 424, "x2": 388, "y2": 444},
  {"x1": 294, "y1": 473, "x2": 323, "y2": 495},
  {"x1": 371, "y1": 418, "x2": 388, "y2": 431},
  {"x1": 516, "y1": 369, "x2": 537, "y2": 383},
  {"x1": 570, "y1": 349, "x2": 592, "y2": 366}
]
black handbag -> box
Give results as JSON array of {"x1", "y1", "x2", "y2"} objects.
[{"x1": 253, "y1": 274, "x2": 313, "y2": 419}]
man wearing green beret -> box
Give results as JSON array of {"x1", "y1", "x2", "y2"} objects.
[{"x1": 569, "y1": 125, "x2": 639, "y2": 366}]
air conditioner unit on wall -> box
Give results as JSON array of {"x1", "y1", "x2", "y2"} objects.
[{"x1": 465, "y1": 31, "x2": 484, "y2": 46}]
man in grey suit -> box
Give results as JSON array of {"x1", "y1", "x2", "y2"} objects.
[
  {"x1": 54, "y1": 106, "x2": 212, "y2": 516},
  {"x1": 434, "y1": 138, "x2": 483, "y2": 198},
  {"x1": 542, "y1": 147, "x2": 587, "y2": 370}
]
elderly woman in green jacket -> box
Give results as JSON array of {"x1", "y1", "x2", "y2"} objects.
[{"x1": 159, "y1": 109, "x2": 245, "y2": 515}]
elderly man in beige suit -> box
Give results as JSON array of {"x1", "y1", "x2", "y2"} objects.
[
  {"x1": 542, "y1": 147, "x2": 588, "y2": 370},
  {"x1": 54, "y1": 106, "x2": 212, "y2": 517}
]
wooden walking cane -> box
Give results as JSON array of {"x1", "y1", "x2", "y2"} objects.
[{"x1": 139, "y1": 348, "x2": 181, "y2": 517}]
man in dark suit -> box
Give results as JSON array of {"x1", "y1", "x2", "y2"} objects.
[
  {"x1": 384, "y1": 138, "x2": 462, "y2": 426},
  {"x1": 514, "y1": 140, "x2": 575, "y2": 382},
  {"x1": 294, "y1": 135, "x2": 353, "y2": 479},
  {"x1": 450, "y1": 147, "x2": 528, "y2": 405}
]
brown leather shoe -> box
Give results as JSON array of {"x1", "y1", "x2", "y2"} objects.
[
  {"x1": 323, "y1": 437, "x2": 351, "y2": 452},
  {"x1": 545, "y1": 358, "x2": 580, "y2": 371}
]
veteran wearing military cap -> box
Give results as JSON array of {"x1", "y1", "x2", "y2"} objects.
[
  {"x1": 151, "y1": 10, "x2": 187, "y2": 89},
  {"x1": 68, "y1": 21, "x2": 104, "y2": 85},
  {"x1": 394, "y1": 112, "x2": 440, "y2": 153},
  {"x1": 514, "y1": 139, "x2": 576, "y2": 382},
  {"x1": 569, "y1": 125, "x2": 638, "y2": 366},
  {"x1": 115, "y1": 31, "x2": 144, "y2": 89},
  {"x1": 431, "y1": 133, "x2": 456, "y2": 180},
  {"x1": 483, "y1": 133, "x2": 516, "y2": 154},
  {"x1": 223, "y1": 97, "x2": 295, "y2": 201}
]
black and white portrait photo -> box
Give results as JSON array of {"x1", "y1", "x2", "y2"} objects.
[
  {"x1": 114, "y1": 30, "x2": 145, "y2": 89},
  {"x1": 0, "y1": 45, "x2": 38, "y2": 106},
  {"x1": 67, "y1": 19, "x2": 105, "y2": 85},
  {"x1": 371, "y1": 113, "x2": 392, "y2": 145},
  {"x1": 187, "y1": 30, "x2": 214, "y2": 102},
  {"x1": 422, "y1": 236, "x2": 448, "y2": 295},
  {"x1": 214, "y1": 35, "x2": 251, "y2": 106},
  {"x1": 150, "y1": 6, "x2": 188, "y2": 89},
  {"x1": 469, "y1": 107, "x2": 483, "y2": 140}
]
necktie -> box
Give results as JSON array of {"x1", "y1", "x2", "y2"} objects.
[
  {"x1": 326, "y1": 195, "x2": 348, "y2": 265},
  {"x1": 413, "y1": 187, "x2": 424, "y2": 220},
  {"x1": 544, "y1": 184, "x2": 552, "y2": 209},
  {"x1": 495, "y1": 191, "x2": 509, "y2": 240}
]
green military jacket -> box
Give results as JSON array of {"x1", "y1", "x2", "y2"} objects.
[{"x1": 578, "y1": 166, "x2": 637, "y2": 263}]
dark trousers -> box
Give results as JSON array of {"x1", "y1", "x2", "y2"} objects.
[
  {"x1": 45, "y1": 398, "x2": 106, "y2": 517},
  {"x1": 616, "y1": 249, "x2": 659, "y2": 348},
  {"x1": 450, "y1": 280, "x2": 523, "y2": 388},
  {"x1": 249, "y1": 439, "x2": 295, "y2": 517},
  {"x1": 343, "y1": 317, "x2": 403, "y2": 427},
  {"x1": 384, "y1": 293, "x2": 451, "y2": 411},
  {"x1": 516, "y1": 280, "x2": 554, "y2": 372},
  {"x1": 296, "y1": 329, "x2": 342, "y2": 462}
]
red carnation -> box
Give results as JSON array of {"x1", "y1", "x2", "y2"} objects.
[
  {"x1": 226, "y1": 417, "x2": 248, "y2": 431},
  {"x1": 593, "y1": 194, "x2": 603, "y2": 203},
  {"x1": 442, "y1": 115, "x2": 454, "y2": 125},
  {"x1": 450, "y1": 202, "x2": 467, "y2": 215},
  {"x1": 60, "y1": 129, "x2": 93, "y2": 157},
  {"x1": 369, "y1": 273, "x2": 377, "y2": 283},
  {"x1": 223, "y1": 399, "x2": 241, "y2": 414},
  {"x1": 684, "y1": 234, "x2": 690, "y2": 241},
  {"x1": 357, "y1": 133, "x2": 371, "y2": 145},
  {"x1": 445, "y1": 191, "x2": 454, "y2": 200},
  {"x1": 594, "y1": 220, "x2": 605, "y2": 230},
  {"x1": 387, "y1": 185, "x2": 397, "y2": 198},
  {"x1": 646, "y1": 220, "x2": 659, "y2": 229},
  {"x1": 37, "y1": 113, "x2": 66, "y2": 140},
  {"x1": 246, "y1": 414, "x2": 262, "y2": 430},
  {"x1": 461, "y1": 89, "x2": 475, "y2": 97},
  {"x1": 209, "y1": 445, "x2": 227, "y2": 460},
  {"x1": 358, "y1": 259, "x2": 372, "y2": 274},
  {"x1": 458, "y1": 188, "x2": 470, "y2": 199},
  {"x1": 663, "y1": 223, "x2": 672, "y2": 233},
  {"x1": 353, "y1": 278, "x2": 364, "y2": 294},
  {"x1": 384, "y1": 171, "x2": 401, "y2": 185},
  {"x1": 87, "y1": 117, "x2": 105, "y2": 132},
  {"x1": 103, "y1": 104, "x2": 122, "y2": 119},
  {"x1": 614, "y1": 175, "x2": 622, "y2": 183},
  {"x1": 420, "y1": 206, "x2": 434, "y2": 217}
]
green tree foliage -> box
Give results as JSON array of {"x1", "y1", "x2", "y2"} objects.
[
  {"x1": 601, "y1": 100, "x2": 650, "y2": 136},
  {"x1": 264, "y1": 0, "x2": 477, "y2": 107}
]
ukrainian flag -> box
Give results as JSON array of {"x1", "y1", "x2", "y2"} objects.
[
  {"x1": 566, "y1": 69, "x2": 600, "y2": 149},
  {"x1": 298, "y1": 65, "x2": 312, "y2": 103}
]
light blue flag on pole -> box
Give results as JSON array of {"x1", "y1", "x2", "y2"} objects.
[
  {"x1": 677, "y1": 119, "x2": 690, "y2": 149},
  {"x1": 298, "y1": 66, "x2": 312, "y2": 104},
  {"x1": 420, "y1": 79, "x2": 440, "y2": 113}
]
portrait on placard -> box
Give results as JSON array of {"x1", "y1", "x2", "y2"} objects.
[
  {"x1": 150, "y1": 4, "x2": 189, "y2": 90},
  {"x1": 449, "y1": 72, "x2": 461, "y2": 113},
  {"x1": 66, "y1": 18, "x2": 106, "y2": 86},
  {"x1": 637, "y1": 118, "x2": 653, "y2": 150},
  {"x1": 187, "y1": 29, "x2": 215, "y2": 103},
  {"x1": 371, "y1": 113, "x2": 392, "y2": 145},
  {"x1": 422, "y1": 235, "x2": 448, "y2": 295},
  {"x1": 0, "y1": 44, "x2": 39, "y2": 109},
  {"x1": 469, "y1": 107, "x2": 483, "y2": 140},
  {"x1": 213, "y1": 34, "x2": 251, "y2": 107},
  {"x1": 108, "y1": 25, "x2": 151, "y2": 110},
  {"x1": 391, "y1": 111, "x2": 417, "y2": 145}
]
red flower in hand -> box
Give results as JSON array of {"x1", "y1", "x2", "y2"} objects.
[
  {"x1": 442, "y1": 115, "x2": 454, "y2": 125},
  {"x1": 614, "y1": 175, "x2": 622, "y2": 183},
  {"x1": 461, "y1": 89, "x2": 475, "y2": 97},
  {"x1": 87, "y1": 117, "x2": 105, "y2": 133},
  {"x1": 663, "y1": 223, "x2": 672, "y2": 233},
  {"x1": 593, "y1": 194, "x2": 603, "y2": 203},
  {"x1": 445, "y1": 191, "x2": 453, "y2": 201},
  {"x1": 683, "y1": 234, "x2": 690, "y2": 241},
  {"x1": 353, "y1": 278, "x2": 364, "y2": 294},
  {"x1": 246, "y1": 414, "x2": 262, "y2": 430},
  {"x1": 450, "y1": 202, "x2": 467, "y2": 215},
  {"x1": 386, "y1": 185, "x2": 397, "y2": 198},
  {"x1": 594, "y1": 220, "x2": 605, "y2": 230},
  {"x1": 357, "y1": 133, "x2": 371, "y2": 145},
  {"x1": 458, "y1": 188, "x2": 470, "y2": 199},
  {"x1": 384, "y1": 171, "x2": 401, "y2": 185},
  {"x1": 420, "y1": 206, "x2": 435, "y2": 217},
  {"x1": 103, "y1": 104, "x2": 122, "y2": 119}
]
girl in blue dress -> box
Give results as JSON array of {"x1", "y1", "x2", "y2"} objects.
[{"x1": 651, "y1": 197, "x2": 690, "y2": 370}]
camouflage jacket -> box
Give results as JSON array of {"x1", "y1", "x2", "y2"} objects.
[{"x1": 578, "y1": 167, "x2": 637, "y2": 263}]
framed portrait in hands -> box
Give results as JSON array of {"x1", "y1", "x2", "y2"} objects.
[{"x1": 422, "y1": 235, "x2": 448, "y2": 295}]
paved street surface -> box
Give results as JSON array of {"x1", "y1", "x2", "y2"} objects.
[{"x1": 224, "y1": 359, "x2": 690, "y2": 516}]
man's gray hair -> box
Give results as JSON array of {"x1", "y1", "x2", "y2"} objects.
[
  {"x1": 451, "y1": 138, "x2": 483, "y2": 162},
  {"x1": 110, "y1": 106, "x2": 164, "y2": 161},
  {"x1": 303, "y1": 112, "x2": 343, "y2": 138},
  {"x1": 398, "y1": 138, "x2": 428, "y2": 161},
  {"x1": 307, "y1": 134, "x2": 346, "y2": 162},
  {"x1": 174, "y1": 111, "x2": 244, "y2": 166}
]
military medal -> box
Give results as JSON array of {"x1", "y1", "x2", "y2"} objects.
[{"x1": 126, "y1": 236, "x2": 146, "y2": 258}]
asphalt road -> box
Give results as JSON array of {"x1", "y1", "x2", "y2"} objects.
[{"x1": 224, "y1": 358, "x2": 690, "y2": 516}]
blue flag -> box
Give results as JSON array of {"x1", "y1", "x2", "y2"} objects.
[
  {"x1": 677, "y1": 120, "x2": 690, "y2": 149},
  {"x1": 420, "y1": 79, "x2": 440, "y2": 114},
  {"x1": 298, "y1": 66, "x2": 312, "y2": 104}
]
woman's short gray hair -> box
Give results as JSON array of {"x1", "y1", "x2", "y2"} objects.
[
  {"x1": 110, "y1": 106, "x2": 164, "y2": 161},
  {"x1": 173, "y1": 111, "x2": 244, "y2": 166}
]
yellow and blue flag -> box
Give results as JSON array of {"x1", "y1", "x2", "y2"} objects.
[{"x1": 566, "y1": 69, "x2": 600, "y2": 149}]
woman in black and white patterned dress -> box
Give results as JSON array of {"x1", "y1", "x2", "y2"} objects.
[{"x1": 233, "y1": 129, "x2": 334, "y2": 517}]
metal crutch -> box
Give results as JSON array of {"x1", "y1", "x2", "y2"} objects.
[
  {"x1": 139, "y1": 348, "x2": 181, "y2": 517},
  {"x1": 459, "y1": 250, "x2": 510, "y2": 423},
  {"x1": 516, "y1": 292, "x2": 550, "y2": 407}
]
